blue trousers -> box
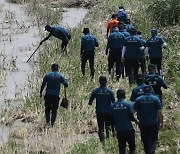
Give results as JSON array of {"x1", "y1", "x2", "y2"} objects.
[
  {"x1": 96, "y1": 113, "x2": 113, "y2": 142},
  {"x1": 44, "y1": 94, "x2": 59, "y2": 126},
  {"x1": 117, "y1": 130, "x2": 136, "y2": 154}
]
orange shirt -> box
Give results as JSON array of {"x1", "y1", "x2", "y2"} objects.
[{"x1": 107, "y1": 18, "x2": 119, "y2": 33}]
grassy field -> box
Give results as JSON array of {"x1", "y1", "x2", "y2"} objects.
[{"x1": 1, "y1": 0, "x2": 179, "y2": 153}]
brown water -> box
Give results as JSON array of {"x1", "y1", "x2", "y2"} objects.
[{"x1": 0, "y1": 0, "x2": 88, "y2": 147}]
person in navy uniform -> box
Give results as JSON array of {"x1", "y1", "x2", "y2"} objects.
[
  {"x1": 106, "y1": 27, "x2": 125, "y2": 80},
  {"x1": 40, "y1": 25, "x2": 71, "y2": 54},
  {"x1": 111, "y1": 89, "x2": 138, "y2": 154},
  {"x1": 133, "y1": 85, "x2": 163, "y2": 154},
  {"x1": 144, "y1": 64, "x2": 168, "y2": 104},
  {"x1": 40, "y1": 64, "x2": 68, "y2": 127},
  {"x1": 146, "y1": 29, "x2": 167, "y2": 75},
  {"x1": 89, "y1": 76, "x2": 115, "y2": 142},
  {"x1": 130, "y1": 74, "x2": 148, "y2": 102},
  {"x1": 81, "y1": 28, "x2": 99, "y2": 80},
  {"x1": 121, "y1": 28, "x2": 144, "y2": 85},
  {"x1": 125, "y1": 18, "x2": 135, "y2": 33},
  {"x1": 136, "y1": 31, "x2": 147, "y2": 75},
  {"x1": 116, "y1": 6, "x2": 128, "y2": 23}
]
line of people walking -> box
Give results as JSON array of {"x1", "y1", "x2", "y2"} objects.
[{"x1": 38, "y1": 5, "x2": 168, "y2": 154}]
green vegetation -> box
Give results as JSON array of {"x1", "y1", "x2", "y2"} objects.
[{"x1": 1, "y1": 0, "x2": 179, "y2": 153}]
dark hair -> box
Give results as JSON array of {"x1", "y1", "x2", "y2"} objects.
[
  {"x1": 112, "y1": 14, "x2": 117, "y2": 18},
  {"x1": 51, "y1": 63, "x2": 59, "y2": 71},
  {"x1": 83, "y1": 28, "x2": 89, "y2": 34},
  {"x1": 143, "y1": 85, "x2": 153, "y2": 93},
  {"x1": 117, "y1": 88, "x2": 125, "y2": 99},
  {"x1": 45, "y1": 24, "x2": 51, "y2": 31},
  {"x1": 99, "y1": 76, "x2": 107, "y2": 85},
  {"x1": 119, "y1": 6, "x2": 124, "y2": 10},
  {"x1": 136, "y1": 74, "x2": 144, "y2": 85},
  {"x1": 151, "y1": 29, "x2": 157, "y2": 36},
  {"x1": 137, "y1": 31, "x2": 142, "y2": 35},
  {"x1": 130, "y1": 28, "x2": 137, "y2": 35},
  {"x1": 148, "y1": 64, "x2": 156, "y2": 71},
  {"x1": 125, "y1": 18, "x2": 131, "y2": 24}
]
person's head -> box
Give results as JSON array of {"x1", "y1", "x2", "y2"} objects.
[
  {"x1": 51, "y1": 63, "x2": 59, "y2": 71},
  {"x1": 118, "y1": 21, "x2": 125, "y2": 30},
  {"x1": 112, "y1": 26, "x2": 119, "y2": 32},
  {"x1": 148, "y1": 64, "x2": 156, "y2": 72},
  {"x1": 99, "y1": 75, "x2": 107, "y2": 86},
  {"x1": 130, "y1": 28, "x2": 137, "y2": 35},
  {"x1": 45, "y1": 24, "x2": 51, "y2": 32},
  {"x1": 119, "y1": 6, "x2": 124, "y2": 10},
  {"x1": 112, "y1": 14, "x2": 117, "y2": 19},
  {"x1": 83, "y1": 28, "x2": 90, "y2": 35},
  {"x1": 143, "y1": 85, "x2": 153, "y2": 94},
  {"x1": 151, "y1": 29, "x2": 157, "y2": 37},
  {"x1": 125, "y1": 18, "x2": 131, "y2": 24},
  {"x1": 136, "y1": 74, "x2": 144, "y2": 85},
  {"x1": 136, "y1": 30, "x2": 142, "y2": 37},
  {"x1": 117, "y1": 88, "x2": 126, "y2": 99}
]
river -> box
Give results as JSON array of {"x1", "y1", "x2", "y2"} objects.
[{"x1": 0, "y1": 0, "x2": 88, "y2": 147}]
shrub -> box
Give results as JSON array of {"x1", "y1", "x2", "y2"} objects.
[{"x1": 147, "y1": 0, "x2": 180, "y2": 26}]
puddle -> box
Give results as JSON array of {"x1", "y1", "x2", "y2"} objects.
[
  {"x1": 0, "y1": 1, "x2": 88, "y2": 148},
  {"x1": 61, "y1": 8, "x2": 88, "y2": 28}
]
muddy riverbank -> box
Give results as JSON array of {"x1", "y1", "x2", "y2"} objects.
[{"x1": 0, "y1": 0, "x2": 89, "y2": 148}]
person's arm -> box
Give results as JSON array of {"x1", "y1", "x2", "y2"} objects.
[
  {"x1": 130, "y1": 113, "x2": 139, "y2": 124},
  {"x1": 88, "y1": 90, "x2": 96, "y2": 105},
  {"x1": 121, "y1": 46, "x2": 126, "y2": 62},
  {"x1": 40, "y1": 75, "x2": 47, "y2": 98},
  {"x1": 159, "y1": 77, "x2": 168, "y2": 89},
  {"x1": 62, "y1": 77, "x2": 68, "y2": 88},
  {"x1": 40, "y1": 33, "x2": 52, "y2": 45},
  {"x1": 158, "y1": 109, "x2": 163, "y2": 129}
]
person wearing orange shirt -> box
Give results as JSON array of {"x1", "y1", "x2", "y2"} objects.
[{"x1": 106, "y1": 14, "x2": 119, "y2": 38}]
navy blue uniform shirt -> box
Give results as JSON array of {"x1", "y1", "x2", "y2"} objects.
[
  {"x1": 107, "y1": 30, "x2": 125, "y2": 50},
  {"x1": 133, "y1": 93, "x2": 162, "y2": 126},
  {"x1": 145, "y1": 72, "x2": 168, "y2": 96},
  {"x1": 120, "y1": 30, "x2": 130, "y2": 38},
  {"x1": 81, "y1": 33, "x2": 98, "y2": 53},
  {"x1": 130, "y1": 83, "x2": 147, "y2": 102},
  {"x1": 89, "y1": 86, "x2": 115, "y2": 114},
  {"x1": 146, "y1": 35, "x2": 165, "y2": 58},
  {"x1": 47, "y1": 26, "x2": 69, "y2": 41},
  {"x1": 124, "y1": 36, "x2": 142, "y2": 59},
  {"x1": 111, "y1": 99, "x2": 134, "y2": 131},
  {"x1": 40, "y1": 71, "x2": 68, "y2": 96},
  {"x1": 116, "y1": 10, "x2": 128, "y2": 23}
]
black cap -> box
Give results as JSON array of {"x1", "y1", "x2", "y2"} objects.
[
  {"x1": 99, "y1": 76, "x2": 107, "y2": 84},
  {"x1": 51, "y1": 63, "x2": 59, "y2": 71}
]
